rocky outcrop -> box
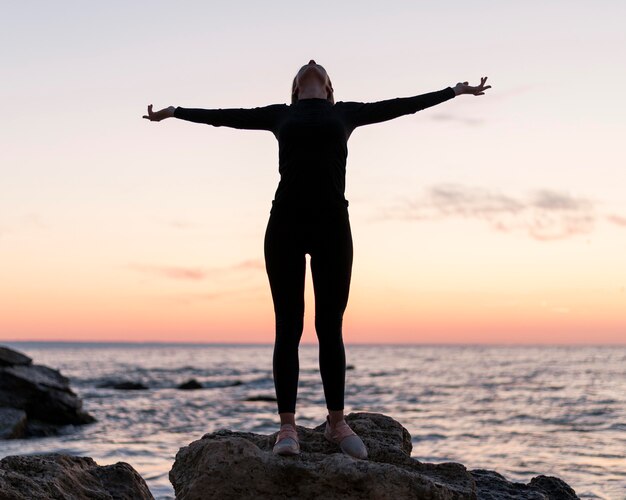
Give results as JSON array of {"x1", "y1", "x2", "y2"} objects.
[
  {"x1": 0, "y1": 345, "x2": 96, "y2": 439},
  {"x1": 169, "y1": 412, "x2": 579, "y2": 500},
  {"x1": 0, "y1": 408, "x2": 28, "y2": 439},
  {"x1": 0, "y1": 453, "x2": 154, "y2": 500}
]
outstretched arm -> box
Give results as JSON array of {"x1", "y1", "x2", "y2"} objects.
[
  {"x1": 173, "y1": 104, "x2": 288, "y2": 131},
  {"x1": 340, "y1": 77, "x2": 491, "y2": 129},
  {"x1": 340, "y1": 87, "x2": 456, "y2": 129},
  {"x1": 143, "y1": 103, "x2": 288, "y2": 131}
]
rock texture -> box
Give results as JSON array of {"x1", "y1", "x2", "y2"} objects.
[
  {"x1": 0, "y1": 345, "x2": 96, "y2": 438},
  {"x1": 0, "y1": 453, "x2": 154, "y2": 500},
  {"x1": 169, "y1": 412, "x2": 579, "y2": 500}
]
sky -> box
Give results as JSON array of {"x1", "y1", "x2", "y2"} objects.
[{"x1": 1, "y1": 0, "x2": 625, "y2": 344}]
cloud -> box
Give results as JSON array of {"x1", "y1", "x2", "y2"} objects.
[
  {"x1": 540, "y1": 300, "x2": 571, "y2": 314},
  {"x1": 605, "y1": 214, "x2": 626, "y2": 227},
  {"x1": 371, "y1": 183, "x2": 600, "y2": 241},
  {"x1": 0, "y1": 212, "x2": 47, "y2": 239},
  {"x1": 429, "y1": 113, "x2": 485, "y2": 126},
  {"x1": 124, "y1": 258, "x2": 268, "y2": 305},
  {"x1": 126, "y1": 258, "x2": 265, "y2": 281},
  {"x1": 427, "y1": 84, "x2": 536, "y2": 126},
  {"x1": 158, "y1": 285, "x2": 268, "y2": 305},
  {"x1": 163, "y1": 218, "x2": 197, "y2": 229},
  {"x1": 128, "y1": 264, "x2": 208, "y2": 280},
  {"x1": 481, "y1": 83, "x2": 535, "y2": 101},
  {"x1": 232, "y1": 259, "x2": 266, "y2": 270}
]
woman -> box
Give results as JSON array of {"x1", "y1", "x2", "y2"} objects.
[{"x1": 143, "y1": 60, "x2": 491, "y2": 458}]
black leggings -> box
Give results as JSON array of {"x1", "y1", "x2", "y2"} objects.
[{"x1": 264, "y1": 206, "x2": 353, "y2": 414}]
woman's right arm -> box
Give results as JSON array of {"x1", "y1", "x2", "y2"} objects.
[
  {"x1": 143, "y1": 103, "x2": 288, "y2": 131},
  {"x1": 142, "y1": 105, "x2": 176, "y2": 122}
]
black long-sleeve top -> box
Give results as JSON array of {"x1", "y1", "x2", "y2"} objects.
[{"x1": 174, "y1": 86, "x2": 456, "y2": 213}]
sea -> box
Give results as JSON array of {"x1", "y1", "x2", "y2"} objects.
[{"x1": 0, "y1": 342, "x2": 624, "y2": 499}]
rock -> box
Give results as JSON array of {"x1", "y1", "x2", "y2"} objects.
[
  {"x1": 0, "y1": 345, "x2": 96, "y2": 439},
  {"x1": 178, "y1": 378, "x2": 203, "y2": 389},
  {"x1": 0, "y1": 453, "x2": 154, "y2": 499},
  {"x1": 0, "y1": 347, "x2": 32, "y2": 367},
  {"x1": 0, "y1": 408, "x2": 27, "y2": 439},
  {"x1": 244, "y1": 394, "x2": 277, "y2": 402},
  {"x1": 204, "y1": 380, "x2": 243, "y2": 388},
  {"x1": 96, "y1": 380, "x2": 148, "y2": 390},
  {"x1": 471, "y1": 469, "x2": 579, "y2": 499},
  {"x1": 169, "y1": 412, "x2": 579, "y2": 500}
]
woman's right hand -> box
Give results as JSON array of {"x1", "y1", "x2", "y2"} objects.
[{"x1": 143, "y1": 105, "x2": 176, "y2": 122}]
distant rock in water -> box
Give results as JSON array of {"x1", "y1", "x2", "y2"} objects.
[
  {"x1": 0, "y1": 345, "x2": 96, "y2": 439},
  {"x1": 178, "y1": 378, "x2": 203, "y2": 390},
  {"x1": 0, "y1": 453, "x2": 154, "y2": 499},
  {"x1": 169, "y1": 412, "x2": 580, "y2": 499},
  {"x1": 244, "y1": 394, "x2": 277, "y2": 402},
  {"x1": 203, "y1": 379, "x2": 243, "y2": 388},
  {"x1": 96, "y1": 380, "x2": 149, "y2": 390}
]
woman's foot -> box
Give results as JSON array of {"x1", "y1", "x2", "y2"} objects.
[
  {"x1": 324, "y1": 415, "x2": 368, "y2": 459},
  {"x1": 272, "y1": 423, "x2": 300, "y2": 456}
]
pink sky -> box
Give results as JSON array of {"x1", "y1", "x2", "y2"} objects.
[{"x1": 1, "y1": 1, "x2": 625, "y2": 344}]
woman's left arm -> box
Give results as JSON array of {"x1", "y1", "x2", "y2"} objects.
[
  {"x1": 340, "y1": 87, "x2": 457, "y2": 129},
  {"x1": 341, "y1": 77, "x2": 491, "y2": 129}
]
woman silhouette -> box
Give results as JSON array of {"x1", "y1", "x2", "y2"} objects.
[{"x1": 144, "y1": 60, "x2": 491, "y2": 458}]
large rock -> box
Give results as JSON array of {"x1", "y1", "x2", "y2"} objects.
[
  {"x1": 169, "y1": 412, "x2": 579, "y2": 500},
  {"x1": 0, "y1": 453, "x2": 154, "y2": 500},
  {"x1": 0, "y1": 408, "x2": 27, "y2": 439},
  {"x1": 0, "y1": 347, "x2": 32, "y2": 367},
  {"x1": 0, "y1": 345, "x2": 96, "y2": 438}
]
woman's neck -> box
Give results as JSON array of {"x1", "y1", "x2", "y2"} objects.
[{"x1": 297, "y1": 85, "x2": 327, "y2": 100}]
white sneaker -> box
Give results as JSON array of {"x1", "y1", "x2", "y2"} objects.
[
  {"x1": 323, "y1": 415, "x2": 368, "y2": 459},
  {"x1": 272, "y1": 423, "x2": 300, "y2": 456}
]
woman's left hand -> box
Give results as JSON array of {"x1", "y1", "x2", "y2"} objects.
[{"x1": 454, "y1": 77, "x2": 491, "y2": 96}]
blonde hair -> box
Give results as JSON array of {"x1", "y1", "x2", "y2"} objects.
[{"x1": 291, "y1": 66, "x2": 334, "y2": 105}]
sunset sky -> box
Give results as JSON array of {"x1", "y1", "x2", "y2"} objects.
[{"x1": 1, "y1": 1, "x2": 624, "y2": 344}]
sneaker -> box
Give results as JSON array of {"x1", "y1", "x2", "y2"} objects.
[
  {"x1": 323, "y1": 415, "x2": 368, "y2": 459},
  {"x1": 272, "y1": 423, "x2": 300, "y2": 456}
]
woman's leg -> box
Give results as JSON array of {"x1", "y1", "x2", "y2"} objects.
[
  {"x1": 264, "y1": 211, "x2": 306, "y2": 418},
  {"x1": 308, "y1": 209, "x2": 353, "y2": 415}
]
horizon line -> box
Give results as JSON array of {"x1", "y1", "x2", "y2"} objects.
[{"x1": 2, "y1": 340, "x2": 625, "y2": 348}]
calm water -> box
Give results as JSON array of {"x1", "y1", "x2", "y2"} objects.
[{"x1": 1, "y1": 342, "x2": 624, "y2": 499}]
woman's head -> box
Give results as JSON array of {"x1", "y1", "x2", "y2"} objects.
[{"x1": 291, "y1": 59, "x2": 334, "y2": 105}]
